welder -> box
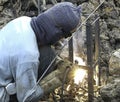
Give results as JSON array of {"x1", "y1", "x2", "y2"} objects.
[{"x1": 0, "y1": 2, "x2": 81, "y2": 102}]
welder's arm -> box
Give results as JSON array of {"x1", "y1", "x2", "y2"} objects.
[
  {"x1": 16, "y1": 62, "x2": 43, "y2": 102},
  {"x1": 38, "y1": 59, "x2": 75, "y2": 95}
]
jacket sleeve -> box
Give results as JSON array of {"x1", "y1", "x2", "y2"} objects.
[{"x1": 16, "y1": 62, "x2": 43, "y2": 102}]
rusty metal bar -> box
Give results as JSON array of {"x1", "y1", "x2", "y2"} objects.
[
  {"x1": 86, "y1": 22, "x2": 94, "y2": 102},
  {"x1": 68, "y1": 38, "x2": 74, "y2": 62},
  {"x1": 94, "y1": 14, "x2": 101, "y2": 86}
]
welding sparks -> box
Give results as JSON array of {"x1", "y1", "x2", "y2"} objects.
[
  {"x1": 74, "y1": 69, "x2": 87, "y2": 85},
  {"x1": 74, "y1": 56, "x2": 87, "y2": 85}
]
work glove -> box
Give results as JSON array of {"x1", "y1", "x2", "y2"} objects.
[{"x1": 38, "y1": 58, "x2": 87, "y2": 95}]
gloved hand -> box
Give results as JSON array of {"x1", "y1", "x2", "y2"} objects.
[{"x1": 38, "y1": 59, "x2": 83, "y2": 95}]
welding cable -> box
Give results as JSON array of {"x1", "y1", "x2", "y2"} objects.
[
  {"x1": 52, "y1": 92, "x2": 58, "y2": 102},
  {"x1": 60, "y1": 66, "x2": 71, "y2": 102}
]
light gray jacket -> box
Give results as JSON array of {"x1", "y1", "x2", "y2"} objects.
[{"x1": 0, "y1": 16, "x2": 43, "y2": 102}]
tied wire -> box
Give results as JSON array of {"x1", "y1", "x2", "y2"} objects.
[{"x1": 37, "y1": 0, "x2": 105, "y2": 84}]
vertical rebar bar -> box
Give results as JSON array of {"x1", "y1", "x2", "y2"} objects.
[
  {"x1": 94, "y1": 14, "x2": 101, "y2": 86},
  {"x1": 69, "y1": 38, "x2": 74, "y2": 62},
  {"x1": 86, "y1": 22, "x2": 94, "y2": 102}
]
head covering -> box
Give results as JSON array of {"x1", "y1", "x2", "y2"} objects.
[
  {"x1": 31, "y1": 2, "x2": 81, "y2": 46},
  {"x1": 44, "y1": 2, "x2": 81, "y2": 33}
]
